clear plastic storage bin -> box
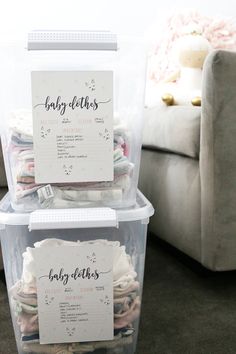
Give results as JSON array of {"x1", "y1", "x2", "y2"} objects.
[
  {"x1": 0, "y1": 31, "x2": 147, "y2": 211},
  {"x1": 0, "y1": 191, "x2": 154, "y2": 354}
]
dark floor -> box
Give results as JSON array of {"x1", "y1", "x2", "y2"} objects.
[
  {"x1": 1, "y1": 235, "x2": 236, "y2": 354},
  {"x1": 137, "y1": 236, "x2": 236, "y2": 354}
]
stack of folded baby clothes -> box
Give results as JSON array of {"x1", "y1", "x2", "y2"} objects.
[
  {"x1": 5, "y1": 110, "x2": 133, "y2": 211},
  {"x1": 10, "y1": 239, "x2": 141, "y2": 354}
]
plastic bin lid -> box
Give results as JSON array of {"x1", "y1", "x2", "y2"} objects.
[{"x1": 0, "y1": 190, "x2": 154, "y2": 230}]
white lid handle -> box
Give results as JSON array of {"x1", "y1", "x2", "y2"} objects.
[
  {"x1": 29, "y1": 207, "x2": 118, "y2": 231},
  {"x1": 28, "y1": 30, "x2": 117, "y2": 51}
]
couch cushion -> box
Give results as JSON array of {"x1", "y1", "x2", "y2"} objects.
[{"x1": 142, "y1": 105, "x2": 201, "y2": 158}]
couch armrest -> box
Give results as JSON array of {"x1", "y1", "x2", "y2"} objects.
[{"x1": 200, "y1": 50, "x2": 236, "y2": 270}]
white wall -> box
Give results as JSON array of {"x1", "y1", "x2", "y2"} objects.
[{"x1": 0, "y1": 0, "x2": 236, "y2": 40}]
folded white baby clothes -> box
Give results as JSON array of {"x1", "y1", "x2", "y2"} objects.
[
  {"x1": 11, "y1": 238, "x2": 140, "y2": 353},
  {"x1": 9, "y1": 109, "x2": 33, "y2": 137},
  {"x1": 21, "y1": 239, "x2": 137, "y2": 289}
]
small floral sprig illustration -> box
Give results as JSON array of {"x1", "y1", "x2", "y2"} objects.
[
  {"x1": 87, "y1": 252, "x2": 96, "y2": 263},
  {"x1": 100, "y1": 295, "x2": 110, "y2": 305},
  {"x1": 63, "y1": 165, "x2": 73, "y2": 175},
  {"x1": 85, "y1": 79, "x2": 96, "y2": 91},
  {"x1": 41, "y1": 126, "x2": 51, "y2": 138},
  {"x1": 44, "y1": 295, "x2": 54, "y2": 305},
  {"x1": 99, "y1": 128, "x2": 110, "y2": 141},
  {"x1": 66, "y1": 327, "x2": 76, "y2": 336}
]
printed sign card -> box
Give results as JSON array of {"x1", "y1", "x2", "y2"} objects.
[
  {"x1": 33, "y1": 244, "x2": 113, "y2": 344},
  {"x1": 31, "y1": 71, "x2": 113, "y2": 183}
]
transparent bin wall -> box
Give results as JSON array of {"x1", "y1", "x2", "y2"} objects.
[
  {"x1": 0, "y1": 37, "x2": 147, "y2": 212},
  {"x1": 0, "y1": 220, "x2": 148, "y2": 354}
]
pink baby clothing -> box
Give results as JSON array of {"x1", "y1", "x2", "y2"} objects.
[
  {"x1": 114, "y1": 297, "x2": 141, "y2": 329},
  {"x1": 17, "y1": 312, "x2": 39, "y2": 333}
]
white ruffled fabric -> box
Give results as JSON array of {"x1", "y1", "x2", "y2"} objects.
[{"x1": 22, "y1": 238, "x2": 137, "y2": 289}]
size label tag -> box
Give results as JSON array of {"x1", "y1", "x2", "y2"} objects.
[
  {"x1": 37, "y1": 184, "x2": 54, "y2": 203},
  {"x1": 33, "y1": 244, "x2": 113, "y2": 344},
  {"x1": 31, "y1": 71, "x2": 114, "y2": 184}
]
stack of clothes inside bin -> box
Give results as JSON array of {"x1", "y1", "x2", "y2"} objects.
[
  {"x1": 6, "y1": 110, "x2": 133, "y2": 211},
  {"x1": 10, "y1": 239, "x2": 141, "y2": 354}
]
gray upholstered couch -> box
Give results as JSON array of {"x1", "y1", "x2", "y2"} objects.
[{"x1": 139, "y1": 50, "x2": 236, "y2": 271}]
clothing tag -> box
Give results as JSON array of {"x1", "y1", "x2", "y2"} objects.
[
  {"x1": 31, "y1": 71, "x2": 114, "y2": 184},
  {"x1": 33, "y1": 244, "x2": 113, "y2": 344},
  {"x1": 37, "y1": 184, "x2": 54, "y2": 203}
]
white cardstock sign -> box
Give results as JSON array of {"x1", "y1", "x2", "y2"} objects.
[
  {"x1": 31, "y1": 71, "x2": 114, "y2": 183},
  {"x1": 33, "y1": 244, "x2": 114, "y2": 344}
]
